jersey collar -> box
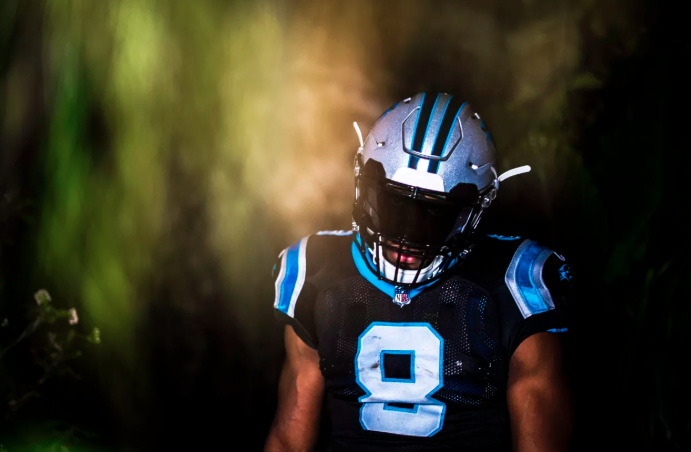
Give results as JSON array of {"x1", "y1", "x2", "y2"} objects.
[{"x1": 351, "y1": 234, "x2": 442, "y2": 299}]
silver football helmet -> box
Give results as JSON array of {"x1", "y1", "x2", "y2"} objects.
[{"x1": 352, "y1": 92, "x2": 530, "y2": 287}]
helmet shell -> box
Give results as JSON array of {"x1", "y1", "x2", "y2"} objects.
[{"x1": 361, "y1": 92, "x2": 497, "y2": 193}]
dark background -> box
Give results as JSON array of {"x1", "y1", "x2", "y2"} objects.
[{"x1": 1, "y1": 0, "x2": 689, "y2": 450}]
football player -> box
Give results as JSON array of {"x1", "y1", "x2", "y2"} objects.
[{"x1": 265, "y1": 93, "x2": 572, "y2": 452}]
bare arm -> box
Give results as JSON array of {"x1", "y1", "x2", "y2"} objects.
[
  {"x1": 507, "y1": 332, "x2": 572, "y2": 452},
  {"x1": 264, "y1": 325, "x2": 325, "y2": 452}
]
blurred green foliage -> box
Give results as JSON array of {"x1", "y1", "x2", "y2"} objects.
[
  {"x1": 1, "y1": 0, "x2": 688, "y2": 450},
  {"x1": 1, "y1": 290, "x2": 100, "y2": 451}
]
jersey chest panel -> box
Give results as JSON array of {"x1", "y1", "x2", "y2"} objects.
[{"x1": 315, "y1": 273, "x2": 507, "y2": 409}]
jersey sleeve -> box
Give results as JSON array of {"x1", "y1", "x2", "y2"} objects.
[
  {"x1": 492, "y1": 239, "x2": 573, "y2": 357},
  {"x1": 273, "y1": 236, "x2": 319, "y2": 349}
]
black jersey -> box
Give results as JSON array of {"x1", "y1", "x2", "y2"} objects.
[{"x1": 273, "y1": 230, "x2": 571, "y2": 452}]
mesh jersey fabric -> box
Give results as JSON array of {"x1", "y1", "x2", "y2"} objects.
[{"x1": 273, "y1": 231, "x2": 571, "y2": 451}]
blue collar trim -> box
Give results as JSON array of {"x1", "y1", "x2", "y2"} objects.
[{"x1": 350, "y1": 234, "x2": 439, "y2": 299}]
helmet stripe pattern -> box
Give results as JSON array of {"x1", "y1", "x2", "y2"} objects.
[
  {"x1": 428, "y1": 97, "x2": 466, "y2": 174},
  {"x1": 354, "y1": 92, "x2": 502, "y2": 287},
  {"x1": 407, "y1": 93, "x2": 439, "y2": 170}
]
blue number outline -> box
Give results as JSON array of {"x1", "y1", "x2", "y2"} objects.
[
  {"x1": 380, "y1": 350, "x2": 416, "y2": 383},
  {"x1": 383, "y1": 403, "x2": 419, "y2": 414},
  {"x1": 354, "y1": 322, "x2": 446, "y2": 437}
]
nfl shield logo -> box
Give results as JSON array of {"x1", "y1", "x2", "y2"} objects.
[{"x1": 393, "y1": 286, "x2": 411, "y2": 307}]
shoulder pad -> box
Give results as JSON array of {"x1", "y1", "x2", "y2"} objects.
[
  {"x1": 274, "y1": 236, "x2": 310, "y2": 318},
  {"x1": 504, "y1": 239, "x2": 557, "y2": 319}
]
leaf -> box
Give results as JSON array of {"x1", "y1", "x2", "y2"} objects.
[{"x1": 86, "y1": 327, "x2": 101, "y2": 344}]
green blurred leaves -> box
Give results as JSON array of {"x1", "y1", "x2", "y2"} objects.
[
  {"x1": 85, "y1": 328, "x2": 99, "y2": 346},
  {"x1": 1, "y1": 289, "x2": 101, "y2": 450}
]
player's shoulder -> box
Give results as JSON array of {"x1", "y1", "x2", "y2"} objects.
[
  {"x1": 471, "y1": 233, "x2": 564, "y2": 268},
  {"x1": 310, "y1": 229, "x2": 355, "y2": 248},
  {"x1": 466, "y1": 234, "x2": 572, "y2": 318},
  {"x1": 284, "y1": 229, "x2": 352, "y2": 259},
  {"x1": 466, "y1": 233, "x2": 531, "y2": 274},
  {"x1": 274, "y1": 229, "x2": 354, "y2": 280}
]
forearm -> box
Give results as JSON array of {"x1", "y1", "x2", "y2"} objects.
[
  {"x1": 264, "y1": 367, "x2": 322, "y2": 452},
  {"x1": 265, "y1": 425, "x2": 307, "y2": 452},
  {"x1": 264, "y1": 429, "x2": 293, "y2": 452},
  {"x1": 265, "y1": 410, "x2": 320, "y2": 452},
  {"x1": 508, "y1": 382, "x2": 572, "y2": 451}
]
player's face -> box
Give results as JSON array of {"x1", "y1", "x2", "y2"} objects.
[{"x1": 381, "y1": 240, "x2": 428, "y2": 270}]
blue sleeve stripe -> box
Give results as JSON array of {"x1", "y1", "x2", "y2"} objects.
[
  {"x1": 274, "y1": 237, "x2": 309, "y2": 317},
  {"x1": 273, "y1": 250, "x2": 288, "y2": 310},
  {"x1": 505, "y1": 240, "x2": 555, "y2": 318},
  {"x1": 548, "y1": 328, "x2": 568, "y2": 333},
  {"x1": 533, "y1": 248, "x2": 556, "y2": 311}
]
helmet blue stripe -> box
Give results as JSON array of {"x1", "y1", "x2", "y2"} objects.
[
  {"x1": 426, "y1": 95, "x2": 454, "y2": 162},
  {"x1": 407, "y1": 93, "x2": 438, "y2": 169},
  {"x1": 428, "y1": 100, "x2": 466, "y2": 174}
]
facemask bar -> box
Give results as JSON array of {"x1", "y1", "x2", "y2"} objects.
[{"x1": 363, "y1": 229, "x2": 454, "y2": 287}]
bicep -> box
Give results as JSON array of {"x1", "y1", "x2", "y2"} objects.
[
  {"x1": 279, "y1": 324, "x2": 324, "y2": 413},
  {"x1": 265, "y1": 326, "x2": 324, "y2": 452},
  {"x1": 507, "y1": 332, "x2": 572, "y2": 452}
]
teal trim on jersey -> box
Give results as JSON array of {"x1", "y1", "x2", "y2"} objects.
[
  {"x1": 354, "y1": 322, "x2": 447, "y2": 436},
  {"x1": 351, "y1": 235, "x2": 437, "y2": 298},
  {"x1": 383, "y1": 403, "x2": 419, "y2": 414},
  {"x1": 487, "y1": 234, "x2": 521, "y2": 241},
  {"x1": 277, "y1": 241, "x2": 301, "y2": 314}
]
